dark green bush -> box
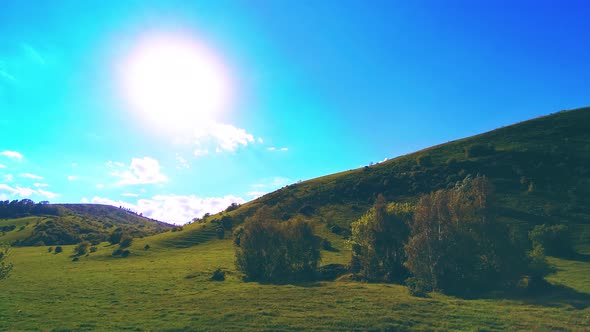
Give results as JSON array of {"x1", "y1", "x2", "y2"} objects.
[
  {"x1": 529, "y1": 224, "x2": 573, "y2": 257},
  {"x1": 119, "y1": 236, "x2": 133, "y2": 249},
  {"x1": 73, "y1": 241, "x2": 90, "y2": 256},
  {"x1": 89, "y1": 246, "x2": 98, "y2": 253},
  {"x1": 216, "y1": 227, "x2": 225, "y2": 239},
  {"x1": 144, "y1": 244, "x2": 151, "y2": 250},
  {"x1": 406, "y1": 277, "x2": 429, "y2": 297},
  {"x1": 211, "y1": 268, "x2": 225, "y2": 281},
  {"x1": 54, "y1": 246, "x2": 63, "y2": 254}
]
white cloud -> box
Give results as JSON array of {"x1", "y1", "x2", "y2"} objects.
[
  {"x1": 176, "y1": 154, "x2": 190, "y2": 168},
  {"x1": 33, "y1": 183, "x2": 49, "y2": 187},
  {"x1": 0, "y1": 184, "x2": 35, "y2": 197},
  {"x1": 258, "y1": 137, "x2": 264, "y2": 143},
  {"x1": 4, "y1": 174, "x2": 14, "y2": 182},
  {"x1": 267, "y1": 147, "x2": 288, "y2": 152},
  {"x1": 37, "y1": 189, "x2": 59, "y2": 199},
  {"x1": 191, "y1": 122, "x2": 256, "y2": 153},
  {"x1": 81, "y1": 197, "x2": 89, "y2": 203},
  {"x1": 90, "y1": 194, "x2": 246, "y2": 224},
  {"x1": 109, "y1": 157, "x2": 168, "y2": 185},
  {"x1": 121, "y1": 193, "x2": 139, "y2": 197},
  {"x1": 194, "y1": 148, "x2": 209, "y2": 157},
  {"x1": 0, "y1": 164, "x2": 6, "y2": 168},
  {"x1": 67, "y1": 175, "x2": 78, "y2": 181},
  {"x1": 71, "y1": 162, "x2": 78, "y2": 167},
  {"x1": 1, "y1": 151, "x2": 22, "y2": 160},
  {"x1": 21, "y1": 173, "x2": 43, "y2": 180},
  {"x1": 96, "y1": 184, "x2": 104, "y2": 189}
]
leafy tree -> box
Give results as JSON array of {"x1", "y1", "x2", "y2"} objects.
[
  {"x1": 0, "y1": 244, "x2": 13, "y2": 280},
  {"x1": 74, "y1": 241, "x2": 91, "y2": 256},
  {"x1": 404, "y1": 175, "x2": 527, "y2": 295},
  {"x1": 529, "y1": 224, "x2": 573, "y2": 257},
  {"x1": 109, "y1": 232, "x2": 123, "y2": 245},
  {"x1": 349, "y1": 195, "x2": 411, "y2": 282},
  {"x1": 235, "y1": 207, "x2": 321, "y2": 283},
  {"x1": 119, "y1": 236, "x2": 133, "y2": 249}
]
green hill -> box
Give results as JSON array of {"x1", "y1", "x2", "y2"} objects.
[
  {"x1": 204, "y1": 106, "x2": 590, "y2": 253},
  {"x1": 0, "y1": 203, "x2": 173, "y2": 246}
]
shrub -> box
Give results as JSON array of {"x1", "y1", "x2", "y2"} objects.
[
  {"x1": 54, "y1": 246, "x2": 63, "y2": 254},
  {"x1": 406, "y1": 277, "x2": 429, "y2": 297},
  {"x1": 216, "y1": 227, "x2": 225, "y2": 239},
  {"x1": 211, "y1": 268, "x2": 225, "y2": 281},
  {"x1": 89, "y1": 246, "x2": 98, "y2": 253},
  {"x1": 121, "y1": 250, "x2": 130, "y2": 258},
  {"x1": 417, "y1": 155, "x2": 432, "y2": 167},
  {"x1": 112, "y1": 249, "x2": 123, "y2": 256},
  {"x1": 0, "y1": 245, "x2": 13, "y2": 280},
  {"x1": 144, "y1": 244, "x2": 151, "y2": 250},
  {"x1": 235, "y1": 208, "x2": 321, "y2": 283},
  {"x1": 109, "y1": 232, "x2": 123, "y2": 245},
  {"x1": 529, "y1": 224, "x2": 573, "y2": 257},
  {"x1": 47, "y1": 247, "x2": 53, "y2": 253},
  {"x1": 220, "y1": 215, "x2": 233, "y2": 230},
  {"x1": 74, "y1": 241, "x2": 91, "y2": 256},
  {"x1": 119, "y1": 236, "x2": 133, "y2": 249},
  {"x1": 72, "y1": 257, "x2": 79, "y2": 262},
  {"x1": 464, "y1": 143, "x2": 495, "y2": 158}
]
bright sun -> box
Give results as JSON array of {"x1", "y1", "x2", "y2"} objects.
[{"x1": 121, "y1": 34, "x2": 231, "y2": 133}]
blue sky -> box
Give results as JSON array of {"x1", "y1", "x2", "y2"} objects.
[{"x1": 1, "y1": 0, "x2": 588, "y2": 224}]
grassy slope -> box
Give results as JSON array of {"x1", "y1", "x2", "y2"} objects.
[
  {"x1": 2, "y1": 107, "x2": 590, "y2": 330},
  {"x1": 0, "y1": 204, "x2": 173, "y2": 245},
  {"x1": 0, "y1": 238, "x2": 588, "y2": 331}
]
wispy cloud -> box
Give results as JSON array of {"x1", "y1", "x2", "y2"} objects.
[
  {"x1": 0, "y1": 164, "x2": 6, "y2": 169},
  {"x1": 89, "y1": 194, "x2": 246, "y2": 224},
  {"x1": 67, "y1": 175, "x2": 78, "y2": 181},
  {"x1": 175, "y1": 154, "x2": 189, "y2": 168},
  {"x1": 121, "y1": 193, "x2": 139, "y2": 197},
  {"x1": 267, "y1": 147, "x2": 289, "y2": 152},
  {"x1": 187, "y1": 122, "x2": 258, "y2": 155},
  {"x1": 109, "y1": 157, "x2": 168, "y2": 185},
  {"x1": 0, "y1": 68, "x2": 16, "y2": 82},
  {"x1": 0, "y1": 184, "x2": 57, "y2": 199},
  {"x1": 33, "y1": 183, "x2": 49, "y2": 187},
  {"x1": 20, "y1": 43, "x2": 46, "y2": 65},
  {"x1": 21, "y1": 173, "x2": 43, "y2": 180},
  {"x1": 4, "y1": 174, "x2": 14, "y2": 182},
  {"x1": 1, "y1": 151, "x2": 23, "y2": 160}
]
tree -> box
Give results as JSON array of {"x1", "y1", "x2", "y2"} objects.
[
  {"x1": 349, "y1": 195, "x2": 411, "y2": 282},
  {"x1": 529, "y1": 224, "x2": 573, "y2": 257},
  {"x1": 404, "y1": 175, "x2": 527, "y2": 295},
  {"x1": 235, "y1": 207, "x2": 321, "y2": 283},
  {"x1": 74, "y1": 241, "x2": 91, "y2": 256},
  {"x1": 0, "y1": 244, "x2": 13, "y2": 280}
]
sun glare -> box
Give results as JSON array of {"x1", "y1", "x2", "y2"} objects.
[{"x1": 120, "y1": 34, "x2": 232, "y2": 133}]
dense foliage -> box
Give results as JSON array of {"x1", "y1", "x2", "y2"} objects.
[
  {"x1": 235, "y1": 207, "x2": 321, "y2": 283},
  {"x1": 350, "y1": 175, "x2": 553, "y2": 296},
  {"x1": 0, "y1": 244, "x2": 12, "y2": 280},
  {"x1": 529, "y1": 224, "x2": 574, "y2": 257},
  {"x1": 0, "y1": 199, "x2": 59, "y2": 219}
]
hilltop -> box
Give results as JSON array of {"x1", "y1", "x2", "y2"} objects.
[
  {"x1": 212, "y1": 106, "x2": 590, "y2": 252},
  {"x1": 0, "y1": 202, "x2": 173, "y2": 246}
]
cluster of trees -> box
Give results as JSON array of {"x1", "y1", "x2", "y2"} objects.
[
  {"x1": 0, "y1": 199, "x2": 59, "y2": 219},
  {"x1": 350, "y1": 175, "x2": 554, "y2": 296},
  {"x1": 235, "y1": 207, "x2": 321, "y2": 283}
]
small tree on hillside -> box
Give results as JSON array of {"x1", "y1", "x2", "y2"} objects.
[
  {"x1": 235, "y1": 207, "x2": 321, "y2": 283},
  {"x1": 0, "y1": 244, "x2": 13, "y2": 280},
  {"x1": 349, "y1": 195, "x2": 411, "y2": 282}
]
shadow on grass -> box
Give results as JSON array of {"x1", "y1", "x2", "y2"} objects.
[
  {"x1": 518, "y1": 283, "x2": 590, "y2": 310},
  {"x1": 570, "y1": 252, "x2": 590, "y2": 263}
]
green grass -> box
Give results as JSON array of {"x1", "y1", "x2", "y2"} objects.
[{"x1": 1, "y1": 238, "x2": 589, "y2": 331}]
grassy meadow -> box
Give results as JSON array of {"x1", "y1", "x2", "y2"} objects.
[{"x1": 1, "y1": 235, "x2": 589, "y2": 331}]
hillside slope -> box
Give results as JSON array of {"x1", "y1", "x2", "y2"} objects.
[
  {"x1": 199, "y1": 107, "x2": 590, "y2": 250},
  {"x1": 0, "y1": 203, "x2": 173, "y2": 246}
]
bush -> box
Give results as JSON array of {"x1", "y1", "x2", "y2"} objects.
[
  {"x1": 112, "y1": 249, "x2": 123, "y2": 256},
  {"x1": 121, "y1": 250, "x2": 130, "y2": 258},
  {"x1": 89, "y1": 246, "x2": 98, "y2": 253},
  {"x1": 109, "y1": 232, "x2": 123, "y2": 245},
  {"x1": 144, "y1": 244, "x2": 151, "y2": 250},
  {"x1": 235, "y1": 208, "x2": 321, "y2": 283},
  {"x1": 119, "y1": 236, "x2": 133, "y2": 249},
  {"x1": 74, "y1": 241, "x2": 91, "y2": 256},
  {"x1": 72, "y1": 257, "x2": 79, "y2": 262},
  {"x1": 211, "y1": 268, "x2": 225, "y2": 281},
  {"x1": 529, "y1": 224, "x2": 573, "y2": 257},
  {"x1": 406, "y1": 277, "x2": 429, "y2": 297},
  {"x1": 216, "y1": 227, "x2": 225, "y2": 239},
  {"x1": 54, "y1": 246, "x2": 63, "y2": 254},
  {"x1": 464, "y1": 143, "x2": 495, "y2": 158},
  {"x1": 48, "y1": 247, "x2": 53, "y2": 253},
  {"x1": 417, "y1": 155, "x2": 432, "y2": 167},
  {"x1": 0, "y1": 245, "x2": 13, "y2": 280}
]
